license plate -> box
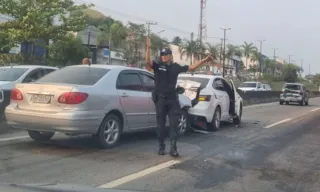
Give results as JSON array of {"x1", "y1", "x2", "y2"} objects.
[{"x1": 31, "y1": 94, "x2": 51, "y2": 104}]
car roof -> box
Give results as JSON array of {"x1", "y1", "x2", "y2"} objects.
[
  {"x1": 179, "y1": 73, "x2": 218, "y2": 79},
  {"x1": 285, "y1": 83, "x2": 303, "y2": 86},
  {"x1": 69, "y1": 64, "x2": 148, "y2": 72},
  {"x1": 0, "y1": 65, "x2": 58, "y2": 69}
]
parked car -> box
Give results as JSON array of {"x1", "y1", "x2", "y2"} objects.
[
  {"x1": 5, "y1": 65, "x2": 191, "y2": 148},
  {"x1": 0, "y1": 65, "x2": 58, "y2": 121},
  {"x1": 262, "y1": 84, "x2": 272, "y2": 91},
  {"x1": 238, "y1": 81, "x2": 264, "y2": 91},
  {"x1": 177, "y1": 74, "x2": 243, "y2": 131},
  {"x1": 280, "y1": 83, "x2": 309, "y2": 106}
]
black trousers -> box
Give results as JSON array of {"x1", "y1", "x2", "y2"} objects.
[{"x1": 155, "y1": 96, "x2": 181, "y2": 142}]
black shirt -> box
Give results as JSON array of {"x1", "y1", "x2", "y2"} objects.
[{"x1": 152, "y1": 61, "x2": 189, "y2": 94}]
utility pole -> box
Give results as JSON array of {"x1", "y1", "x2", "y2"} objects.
[
  {"x1": 219, "y1": 38, "x2": 223, "y2": 70},
  {"x1": 146, "y1": 21, "x2": 158, "y2": 36},
  {"x1": 220, "y1": 28, "x2": 231, "y2": 77},
  {"x1": 257, "y1": 40, "x2": 265, "y2": 76},
  {"x1": 309, "y1": 64, "x2": 310, "y2": 75},
  {"x1": 300, "y1": 59, "x2": 303, "y2": 77},
  {"x1": 288, "y1": 55, "x2": 292, "y2": 64},
  {"x1": 272, "y1": 48, "x2": 277, "y2": 61}
]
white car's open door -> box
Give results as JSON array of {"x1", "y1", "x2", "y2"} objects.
[{"x1": 229, "y1": 79, "x2": 241, "y2": 117}]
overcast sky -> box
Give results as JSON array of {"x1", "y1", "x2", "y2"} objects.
[{"x1": 79, "y1": 0, "x2": 319, "y2": 74}]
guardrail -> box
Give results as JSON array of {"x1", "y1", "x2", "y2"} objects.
[{"x1": 237, "y1": 90, "x2": 320, "y2": 106}]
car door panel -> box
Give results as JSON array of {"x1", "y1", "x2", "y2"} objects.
[
  {"x1": 116, "y1": 71, "x2": 150, "y2": 129},
  {"x1": 139, "y1": 72, "x2": 157, "y2": 128},
  {"x1": 229, "y1": 79, "x2": 241, "y2": 117},
  {"x1": 213, "y1": 78, "x2": 229, "y2": 119}
]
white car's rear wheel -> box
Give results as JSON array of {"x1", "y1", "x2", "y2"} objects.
[
  {"x1": 28, "y1": 131, "x2": 55, "y2": 141},
  {"x1": 208, "y1": 106, "x2": 221, "y2": 131}
]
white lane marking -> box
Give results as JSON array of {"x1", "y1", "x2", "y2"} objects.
[
  {"x1": 99, "y1": 160, "x2": 181, "y2": 188},
  {"x1": 310, "y1": 108, "x2": 320, "y2": 112},
  {"x1": 0, "y1": 135, "x2": 29, "y2": 142},
  {"x1": 264, "y1": 118, "x2": 292, "y2": 129}
]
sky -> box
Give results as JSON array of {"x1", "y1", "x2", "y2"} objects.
[{"x1": 76, "y1": 0, "x2": 319, "y2": 74}]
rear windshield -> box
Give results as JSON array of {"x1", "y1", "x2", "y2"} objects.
[
  {"x1": 178, "y1": 77, "x2": 210, "y2": 88},
  {"x1": 284, "y1": 84, "x2": 301, "y2": 90},
  {"x1": 0, "y1": 68, "x2": 28, "y2": 81},
  {"x1": 239, "y1": 82, "x2": 257, "y2": 88},
  {"x1": 37, "y1": 67, "x2": 110, "y2": 85}
]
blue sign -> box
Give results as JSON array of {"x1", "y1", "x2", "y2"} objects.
[{"x1": 103, "y1": 48, "x2": 110, "y2": 57}]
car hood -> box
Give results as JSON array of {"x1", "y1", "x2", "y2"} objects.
[
  {"x1": 0, "y1": 81, "x2": 15, "y2": 90},
  {"x1": 177, "y1": 79, "x2": 201, "y2": 100},
  {"x1": 238, "y1": 87, "x2": 256, "y2": 91},
  {"x1": 0, "y1": 183, "x2": 144, "y2": 192}
]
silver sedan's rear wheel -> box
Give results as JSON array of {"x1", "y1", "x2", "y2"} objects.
[
  {"x1": 208, "y1": 106, "x2": 221, "y2": 131},
  {"x1": 95, "y1": 114, "x2": 122, "y2": 149},
  {"x1": 28, "y1": 130, "x2": 55, "y2": 141}
]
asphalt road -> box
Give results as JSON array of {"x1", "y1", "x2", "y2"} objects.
[{"x1": 0, "y1": 98, "x2": 320, "y2": 192}]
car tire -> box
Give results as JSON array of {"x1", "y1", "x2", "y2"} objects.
[
  {"x1": 299, "y1": 99, "x2": 304, "y2": 106},
  {"x1": 178, "y1": 108, "x2": 189, "y2": 136},
  {"x1": 285, "y1": 101, "x2": 289, "y2": 105},
  {"x1": 95, "y1": 114, "x2": 122, "y2": 149},
  {"x1": 279, "y1": 101, "x2": 283, "y2": 105},
  {"x1": 233, "y1": 104, "x2": 242, "y2": 125},
  {"x1": 208, "y1": 106, "x2": 221, "y2": 131},
  {"x1": 28, "y1": 130, "x2": 55, "y2": 141},
  {"x1": 305, "y1": 99, "x2": 309, "y2": 105}
]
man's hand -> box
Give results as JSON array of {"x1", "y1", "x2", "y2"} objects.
[
  {"x1": 204, "y1": 54, "x2": 214, "y2": 62},
  {"x1": 146, "y1": 36, "x2": 151, "y2": 48}
]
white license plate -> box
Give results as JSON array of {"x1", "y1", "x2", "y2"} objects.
[{"x1": 31, "y1": 94, "x2": 51, "y2": 104}]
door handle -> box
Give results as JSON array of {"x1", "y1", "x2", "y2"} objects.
[{"x1": 121, "y1": 93, "x2": 128, "y2": 98}]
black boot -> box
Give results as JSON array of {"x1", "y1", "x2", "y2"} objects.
[
  {"x1": 158, "y1": 141, "x2": 165, "y2": 156},
  {"x1": 169, "y1": 140, "x2": 179, "y2": 158}
]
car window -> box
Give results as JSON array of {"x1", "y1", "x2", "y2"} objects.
[
  {"x1": 37, "y1": 67, "x2": 110, "y2": 85},
  {"x1": 284, "y1": 84, "x2": 301, "y2": 90},
  {"x1": 140, "y1": 74, "x2": 154, "y2": 92},
  {"x1": 43, "y1": 68, "x2": 56, "y2": 76},
  {"x1": 117, "y1": 73, "x2": 143, "y2": 91},
  {"x1": 213, "y1": 78, "x2": 225, "y2": 91},
  {"x1": 239, "y1": 82, "x2": 257, "y2": 88},
  {"x1": 0, "y1": 68, "x2": 28, "y2": 81}
]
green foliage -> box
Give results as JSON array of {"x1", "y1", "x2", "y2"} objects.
[
  {"x1": 49, "y1": 35, "x2": 89, "y2": 66},
  {"x1": 282, "y1": 64, "x2": 299, "y2": 82},
  {"x1": 172, "y1": 36, "x2": 182, "y2": 46},
  {"x1": 206, "y1": 43, "x2": 220, "y2": 60},
  {"x1": 312, "y1": 74, "x2": 320, "y2": 86},
  {"x1": 98, "y1": 22, "x2": 127, "y2": 48},
  {"x1": 179, "y1": 39, "x2": 202, "y2": 65},
  {"x1": 0, "y1": 33, "x2": 12, "y2": 53},
  {"x1": 0, "y1": 0, "x2": 91, "y2": 47},
  {"x1": 150, "y1": 33, "x2": 168, "y2": 55}
]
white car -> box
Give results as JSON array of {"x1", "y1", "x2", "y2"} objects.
[
  {"x1": 177, "y1": 74, "x2": 243, "y2": 131},
  {"x1": 238, "y1": 81, "x2": 264, "y2": 91}
]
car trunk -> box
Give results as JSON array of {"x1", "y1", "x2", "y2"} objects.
[
  {"x1": 15, "y1": 83, "x2": 74, "y2": 113},
  {"x1": 177, "y1": 79, "x2": 204, "y2": 107},
  {"x1": 283, "y1": 85, "x2": 301, "y2": 96}
]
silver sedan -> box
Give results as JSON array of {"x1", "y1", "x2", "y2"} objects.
[{"x1": 5, "y1": 65, "x2": 191, "y2": 148}]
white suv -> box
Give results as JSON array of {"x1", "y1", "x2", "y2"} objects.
[
  {"x1": 178, "y1": 74, "x2": 243, "y2": 131},
  {"x1": 238, "y1": 81, "x2": 264, "y2": 91}
]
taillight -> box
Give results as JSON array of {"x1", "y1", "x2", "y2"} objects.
[
  {"x1": 198, "y1": 95, "x2": 211, "y2": 102},
  {"x1": 10, "y1": 88, "x2": 24, "y2": 101},
  {"x1": 58, "y1": 92, "x2": 88, "y2": 104}
]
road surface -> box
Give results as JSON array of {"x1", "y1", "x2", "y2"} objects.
[{"x1": 1, "y1": 98, "x2": 320, "y2": 192}]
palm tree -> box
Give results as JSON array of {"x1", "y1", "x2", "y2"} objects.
[
  {"x1": 98, "y1": 22, "x2": 127, "y2": 49},
  {"x1": 205, "y1": 43, "x2": 219, "y2": 61},
  {"x1": 179, "y1": 39, "x2": 202, "y2": 65},
  {"x1": 250, "y1": 50, "x2": 260, "y2": 72},
  {"x1": 241, "y1": 41, "x2": 257, "y2": 69},
  {"x1": 172, "y1": 36, "x2": 182, "y2": 46}
]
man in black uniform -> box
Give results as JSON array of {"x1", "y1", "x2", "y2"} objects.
[{"x1": 145, "y1": 37, "x2": 213, "y2": 157}]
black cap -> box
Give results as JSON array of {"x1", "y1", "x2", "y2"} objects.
[{"x1": 160, "y1": 48, "x2": 172, "y2": 56}]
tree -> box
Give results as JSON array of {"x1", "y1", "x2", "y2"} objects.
[
  {"x1": 98, "y1": 22, "x2": 127, "y2": 49},
  {"x1": 179, "y1": 39, "x2": 201, "y2": 65},
  {"x1": 150, "y1": 33, "x2": 169, "y2": 55},
  {"x1": 0, "y1": 33, "x2": 12, "y2": 54},
  {"x1": 241, "y1": 41, "x2": 257, "y2": 69},
  {"x1": 312, "y1": 74, "x2": 320, "y2": 90},
  {"x1": 283, "y1": 64, "x2": 299, "y2": 82},
  {"x1": 206, "y1": 43, "x2": 219, "y2": 61},
  {"x1": 0, "y1": 0, "x2": 91, "y2": 62},
  {"x1": 81, "y1": 8, "x2": 114, "y2": 27},
  {"x1": 172, "y1": 36, "x2": 182, "y2": 46},
  {"x1": 49, "y1": 35, "x2": 89, "y2": 66}
]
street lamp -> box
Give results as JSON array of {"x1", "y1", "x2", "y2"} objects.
[
  {"x1": 288, "y1": 55, "x2": 293, "y2": 64},
  {"x1": 220, "y1": 28, "x2": 231, "y2": 77}
]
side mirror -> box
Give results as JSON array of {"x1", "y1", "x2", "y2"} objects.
[{"x1": 176, "y1": 86, "x2": 185, "y2": 94}]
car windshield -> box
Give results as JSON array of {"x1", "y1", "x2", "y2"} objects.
[
  {"x1": 37, "y1": 66, "x2": 110, "y2": 85},
  {"x1": 178, "y1": 77, "x2": 210, "y2": 88},
  {"x1": 0, "y1": 68, "x2": 28, "y2": 81},
  {"x1": 284, "y1": 84, "x2": 301, "y2": 90},
  {"x1": 239, "y1": 82, "x2": 257, "y2": 88}
]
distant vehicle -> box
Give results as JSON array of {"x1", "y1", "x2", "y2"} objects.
[
  {"x1": 0, "y1": 65, "x2": 58, "y2": 121},
  {"x1": 280, "y1": 83, "x2": 309, "y2": 106},
  {"x1": 262, "y1": 84, "x2": 272, "y2": 91},
  {"x1": 178, "y1": 74, "x2": 243, "y2": 131},
  {"x1": 5, "y1": 65, "x2": 191, "y2": 148},
  {"x1": 238, "y1": 81, "x2": 264, "y2": 91}
]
